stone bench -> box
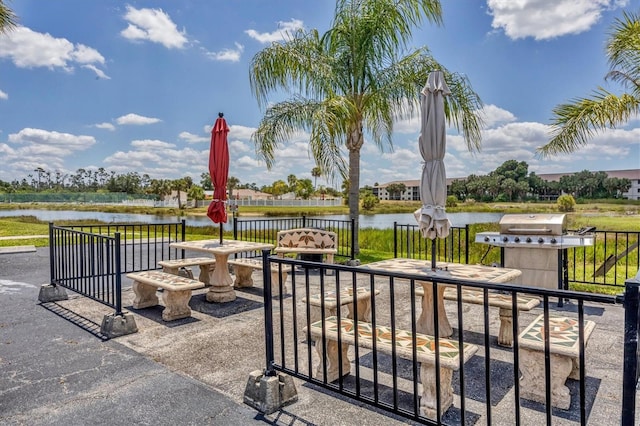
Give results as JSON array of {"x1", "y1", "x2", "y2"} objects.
[
  {"x1": 302, "y1": 287, "x2": 381, "y2": 324},
  {"x1": 415, "y1": 286, "x2": 540, "y2": 347},
  {"x1": 273, "y1": 228, "x2": 337, "y2": 270},
  {"x1": 227, "y1": 258, "x2": 292, "y2": 297},
  {"x1": 518, "y1": 314, "x2": 596, "y2": 410},
  {"x1": 308, "y1": 316, "x2": 478, "y2": 418},
  {"x1": 127, "y1": 270, "x2": 205, "y2": 321},
  {"x1": 157, "y1": 257, "x2": 216, "y2": 285}
]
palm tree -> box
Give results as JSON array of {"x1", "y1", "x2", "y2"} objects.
[
  {"x1": 311, "y1": 166, "x2": 322, "y2": 190},
  {"x1": 539, "y1": 10, "x2": 640, "y2": 156},
  {"x1": 249, "y1": 0, "x2": 483, "y2": 254},
  {"x1": 0, "y1": 1, "x2": 17, "y2": 33}
]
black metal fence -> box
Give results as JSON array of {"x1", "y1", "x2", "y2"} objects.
[
  {"x1": 393, "y1": 223, "x2": 469, "y2": 264},
  {"x1": 393, "y1": 223, "x2": 639, "y2": 289},
  {"x1": 233, "y1": 216, "x2": 355, "y2": 260},
  {"x1": 621, "y1": 272, "x2": 640, "y2": 425},
  {"x1": 260, "y1": 251, "x2": 618, "y2": 425},
  {"x1": 49, "y1": 221, "x2": 186, "y2": 314}
]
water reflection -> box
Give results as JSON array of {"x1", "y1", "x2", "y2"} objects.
[{"x1": 0, "y1": 209, "x2": 503, "y2": 229}]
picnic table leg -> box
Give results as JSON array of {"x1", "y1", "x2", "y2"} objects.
[
  {"x1": 206, "y1": 254, "x2": 236, "y2": 303},
  {"x1": 417, "y1": 282, "x2": 453, "y2": 337},
  {"x1": 519, "y1": 348, "x2": 573, "y2": 409}
]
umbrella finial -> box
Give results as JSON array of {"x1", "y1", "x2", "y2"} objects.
[{"x1": 218, "y1": 112, "x2": 224, "y2": 118}]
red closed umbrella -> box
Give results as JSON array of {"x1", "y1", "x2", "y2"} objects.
[{"x1": 207, "y1": 113, "x2": 230, "y2": 241}]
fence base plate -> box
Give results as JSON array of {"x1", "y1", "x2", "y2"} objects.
[
  {"x1": 100, "y1": 312, "x2": 138, "y2": 338},
  {"x1": 38, "y1": 284, "x2": 68, "y2": 303},
  {"x1": 243, "y1": 370, "x2": 298, "y2": 415}
]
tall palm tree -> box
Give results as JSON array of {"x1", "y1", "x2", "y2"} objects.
[
  {"x1": 311, "y1": 166, "x2": 322, "y2": 190},
  {"x1": 0, "y1": 1, "x2": 17, "y2": 33},
  {"x1": 249, "y1": 0, "x2": 483, "y2": 254},
  {"x1": 539, "y1": 10, "x2": 640, "y2": 156}
]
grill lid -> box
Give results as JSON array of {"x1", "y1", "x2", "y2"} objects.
[{"x1": 498, "y1": 214, "x2": 566, "y2": 235}]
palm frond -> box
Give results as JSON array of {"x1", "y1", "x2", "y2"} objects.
[
  {"x1": 0, "y1": 0, "x2": 18, "y2": 33},
  {"x1": 539, "y1": 89, "x2": 640, "y2": 156}
]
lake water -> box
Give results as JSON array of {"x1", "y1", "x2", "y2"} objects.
[{"x1": 0, "y1": 209, "x2": 504, "y2": 230}]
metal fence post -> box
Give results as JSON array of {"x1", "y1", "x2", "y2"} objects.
[
  {"x1": 181, "y1": 219, "x2": 186, "y2": 259},
  {"x1": 621, "y1": 272, "x2": 640, "y2": 425},
  {"x1": 262, "y1": 249, "x2": 276, "y2": 376},
  {"x1": 48, "y1": 222, "x2": 56, "y2": 285},
  {"x1": 393, "y1": 222, "x2": 398, "y2": 258},
  {"x1": 114, "y1": 232, "x2": 123, "y2": 316},
  {"x1": 350, "y1": 217, "x2": 355, "y2": 260},
  {"x1": 465, "y1": 224, "x2": 470, "y2": 265}
]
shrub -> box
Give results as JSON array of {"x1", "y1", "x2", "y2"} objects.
[
  {"x1": 446, "y1": 195, "x2": 458, "y2": 208},
  {"x1": 557, "y1": 194, "x2": 576, "y2": 212}
]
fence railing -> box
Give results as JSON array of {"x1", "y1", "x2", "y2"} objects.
[
  {"x1": 393, "y1": 224, "x2": 639, "y2": 289},
  {"x1": 49, "y1": 221, "x2": 186, "y2": 314},
  {"x1": 233, "y1": 216, "x2": 354, "y2": 260},
  {"x1": 393, "y1": 223, "x2": 469, "y2": 264},
  {"x1": 621, "y1": 272, "x2": 640, "y2": 425},
  {"x1": 259, "y1": 251, "x2": 618, "y2": 424}
]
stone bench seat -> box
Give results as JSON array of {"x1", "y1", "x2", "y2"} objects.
[
  {"x1": 308, "y1": 316, "x2": 478, "y2": 418},
  {"x1": 127, "y1": 270, "x2": 205, "y2": 321},
  {"x1": 415, "y1": 286, "x2": 540, "y2": 347},
  {"x1": 227, "y1": 258, "x2": 292, "y2": 297},
  {"x1": 302, "y1": 287, "x2": 381, "y2": 324},
  {"x1": 518, "y1": 314, "x2": 596, "y2": 409},
  {"x1": 158, "y1": 257, "x2": 216, "y2": 285},
  {"x1": 273, "y1": 228, "x2": 337, "y2": 267}
]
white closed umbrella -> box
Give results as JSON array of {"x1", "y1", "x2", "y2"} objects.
[{"x1": 413, "y1": 70, "x2": 451, "y2": 268}]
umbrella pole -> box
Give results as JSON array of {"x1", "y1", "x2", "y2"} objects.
[
  {"x1": 219, "y1": 223, "x2": 223, "y2": 245},
  {"x1": 431, "y1": 239, "x2": 436, "y2": 270}
]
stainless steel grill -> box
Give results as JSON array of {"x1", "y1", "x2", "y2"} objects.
[
  {"x1": 475, "y1": 214, "x2": 594, "y2": 290},
  {"x1": 476, "y1": 213, "x2": 594, "y2": 249}
]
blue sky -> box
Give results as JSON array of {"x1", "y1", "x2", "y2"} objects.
[{"x1": 0, "y1": 0, "x2": 638, "y2": 190}]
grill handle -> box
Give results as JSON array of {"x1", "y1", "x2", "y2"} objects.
[{"x1": 507, "y1": 227, "x2": 553, "y2": 233}]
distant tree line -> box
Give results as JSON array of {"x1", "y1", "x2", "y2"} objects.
[
  {"x1": 0, "y1": 167, "x2": 342, "y2": 203},
  {"x1": 447, "y1": 160, "x2": 631, "y2": 202}
]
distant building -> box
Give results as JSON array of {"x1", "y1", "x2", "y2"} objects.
[{"x1": 372, "y1": 169, "x2": 640, "y2": 201}]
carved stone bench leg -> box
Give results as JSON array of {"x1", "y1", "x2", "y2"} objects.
[
  {"x1": 519, "y1": 348, "x2": 573, "y2": 410},
  {"x1": 348, "y1": 295, "x2": 372, "y2": 322},
  {"x1": 233, "y1": 266, "x2": 255, "y2": 288},
  {"x1": 161, "y1": 289, "x2": 193, "y2": 321},
  {"x1": 498, "y1": 307, "x2": 514, "y2": 347},
  {"x1": 315, "y1": 338, "x2": 350, "y2": 383},
  {"x1": 270, "y1": 270, "x2": 288, "y2": 297},
  {"x1": 198, "y1": 264, "x2": 214, "y2": 286},
  {"x1": 132, "y1": 281, "x2": 159, "y2": 309},
  {"x1": 162, "y1": 266, "x2": 180, "y2": 276},
  {"x1": 420, "y1": 363, "x2": 454, "y2": 419}
]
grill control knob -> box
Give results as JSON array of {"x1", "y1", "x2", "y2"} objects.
[
  {"x1": 538, "y1": 237, "x2": 544, "y2": 244},
  {"x1": 484, "y1": 236, "x2": 490, "y2": 242},
  {"x1": 526, "y1": 237, "x2": 532, "y2": 243},
  {"x1": 502, "y1": 236, "x2": 509, "y2": 243},
  {"x1": 550, "y1": 238, "x2": 557, "y2": 244},
  {"x1": 514, "y1": 237, "x2": 520, "y2": 243}
]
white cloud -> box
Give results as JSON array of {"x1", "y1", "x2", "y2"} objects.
[
  {"x1": 0, "y1": 89, "x2": 7, "y2": 100},
  {"x1": 480, "y1": 104, "x2": 517, "y2": 128},
  {"x1": 229, "y1": 139, "x2": 251, "y2": 153},
  {"x1": 94, "y1": 122, "x2": 115, "y2": 131},
  {"x1": 179, "y1": 131, "x2": 208, "y2": 143},
  {"x1": 245, "y1": 19, "x2": 304, "y2": 43},
  {"x1": 121, "y1": 5, "x2": 188, "y2": 49},
  {"x1": 0, "y1": 26, "x2": 107, "y2": 75},
  {"x1": 205, "y1": 42, "x2": 244, "y2": 62},
  {"x1": 8, "y1": 128, "x2": 95, "y2": 150},
  {"x1": 230, "y1": 124, "x2": 256, "y2": 140},
  {"x1": 82, "y1": 64, "x2": 111, "y2": 79},
  {"x1": 116, "y1": 113, "x2": 161, "y2": 125},
  {"x1": 487, "y1": 0, "x2": 628, "y2": 40},
  {"x1": 130, "y1": 139, "x2": 176, "y2": 149}
]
